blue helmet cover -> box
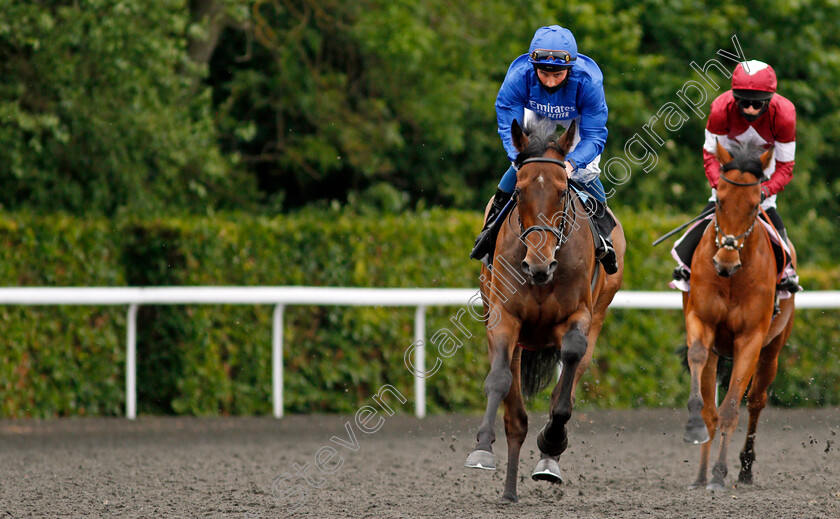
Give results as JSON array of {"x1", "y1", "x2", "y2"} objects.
[{"x1": 528, "y1": 25, "x2": 578, "y2": 66}]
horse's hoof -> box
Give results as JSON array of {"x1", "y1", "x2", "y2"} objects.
[
  {"x1": 687, "y1": 481, "x2": 705, "y2": 490},
  {"x1": 531, "y1": 458, "x2": 564, "y2": 484},
  {"x1": 465, "y1": 449, "x2": 495, "y2": 470},
  {"x1": 499, "y1": 493, "x2": 518, "y2": 504},
  {"x1": 706, "y1": 482, "x2": 726, "y2": 491},
  {"x1": 683, "y1": 423, "x2": 710, "y2": 445},
  {"x1": 737, "y1": 471, "x2": 753, "y2": 485}
]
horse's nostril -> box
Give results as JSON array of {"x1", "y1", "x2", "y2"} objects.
[
  {"x1": 521, "y1": 261, "x2": 530, "y2": 274},
  {"x1": 547, "y1": 260, "x2": 558, "y2": 274}
]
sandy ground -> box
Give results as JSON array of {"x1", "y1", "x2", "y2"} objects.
[{"x1": 1, "y1": 408, "x2": 839, "y2": 518}]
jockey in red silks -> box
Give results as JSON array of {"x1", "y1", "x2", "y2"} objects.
[{"x1": 671, "y1": 60, "x2": 801, "y2": 294}]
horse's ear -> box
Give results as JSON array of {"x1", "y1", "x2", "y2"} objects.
[
  {"x1": 511, "y1": 119, "x2": 528, "y2": 152},
  {"x1": 715, "y1": 139, "x2": 733, "y2": 165},
  {"x1": 759, "y1": 146, "x2": 774, "y2": 171},
  {"x1": 556, "y1": 120, "x2": 577, "y2": 155}
]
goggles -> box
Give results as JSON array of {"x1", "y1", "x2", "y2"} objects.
[
  {"x1": 530, "y1": 49, "x2": 575, "y2": 64},
  {"x1": 735, "y1": 98, "x2": 768, "y2": 110}
]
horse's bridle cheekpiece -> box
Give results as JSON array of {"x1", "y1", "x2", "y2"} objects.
[
  {"x1": 714, "y1": 162, "x2": 762, "y2": 251},
  {"x1": 514, "y1": 157, "x2": 573, "y2": 255}
]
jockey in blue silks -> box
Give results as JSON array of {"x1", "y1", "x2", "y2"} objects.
[{"x1": 470, "y1": 25, "x2": 617, "y2": 274}]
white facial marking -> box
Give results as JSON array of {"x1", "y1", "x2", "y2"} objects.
[{"x1": 538, "y1": 174, "x2": 545, "y2": 186}]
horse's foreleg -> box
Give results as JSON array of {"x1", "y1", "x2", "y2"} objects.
[
  {"x1": 500, "y1": 349, "x2": 527, "y2": 502},
  {"x1": 537, "y1": 314, "x2": 590, "y2": 459},
  {"x1": 466, "y1": 320, "x2": 521, "y2": 471},
  {"x1": 689, "y1": 349, "x2": 719, "y2": 489},
  {"x1": 709, "y1": 332, "x2": 764, "y2": 490},
  {"x1": 739, "y1": 324, "x2": 788, "y2": 484},
  {"x1": 684, "y1": 313, "x2": 714, "y2": 446}
]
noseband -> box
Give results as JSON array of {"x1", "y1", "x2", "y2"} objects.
[
  {"x1": 513, "y1": 157, "x2": 573, "y2": 255},
  {"x1": 714, "y1": 165, "x2": 761, "y2": 251}
]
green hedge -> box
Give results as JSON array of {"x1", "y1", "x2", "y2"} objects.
[
  {"x1": 0, "y1": 215, "x2": 125, "y2": 416},
  {"x1": 0, "y1": 209, "x2": 838, "y2": 417}
]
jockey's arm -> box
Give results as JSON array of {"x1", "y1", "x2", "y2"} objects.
[
  {"x1": 702, "y1": 128, "x2": 728, "y2": 189},
  {"x1": 703, "y1": 95, "x2": 730, "y2": 189},
  {"x1": 762, "y1": 111, "x2": 796, "y2": 197},
  {"x1": 762, "y1": 100, "x2": 797, "y2": 197},
  {"x1": 495, "y1": 73, "x2": 528, "y2": 163},
  {"x1": 762, "y1": 157, "x2": 794, "y2": 197},
  {"x1": 564, "y1": 79, "x2": 607, "y2": 173},
  {"x1": 702, "y1": 147, "x2": 722, "y2": 188}
]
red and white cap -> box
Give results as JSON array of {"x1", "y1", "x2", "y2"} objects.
[{"x1": 731, "y1": 60, "x2": 777, "y2": 100}]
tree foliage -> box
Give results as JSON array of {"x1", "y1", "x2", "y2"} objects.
[
  {"x1": 0, "y1": 0, "x2": 255, "y2": 215},
  {"x1": 0, "y1": 0, "x2": 838, "y2": 240}
]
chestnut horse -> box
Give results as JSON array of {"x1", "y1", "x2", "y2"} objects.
[
  {"x1": 465, "y1": 119, "x2": 625, "y2": 502},
  {"x1": 682, "y1": 141, "x2": 796, "y2": 490}
]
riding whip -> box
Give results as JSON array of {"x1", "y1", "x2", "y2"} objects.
[{"x1": 652, "y1": 206, "x2": 716, "y2": 246}]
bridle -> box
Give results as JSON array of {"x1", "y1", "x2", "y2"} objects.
[
  {"x1": 512, "y1": 157, "x2": 574, "y2": 256},
  {"x1": 713, "y1": 163, "x2": 761, "y2": 251}
]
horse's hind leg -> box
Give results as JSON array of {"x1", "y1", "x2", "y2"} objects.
[
  {"x1": 500, "y1": 349, "x2": 527, "y2": 503},
  {"x1": 537, "y1": 314, "x2": 590, "y2": 463},
  {"x1": 466, "y1": 320, "x2": 521, "y2": 471},
  {"x1": 739, "y1": 325, "x2": 788, "y2": 484}
]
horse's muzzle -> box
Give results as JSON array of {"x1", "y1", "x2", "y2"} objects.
[
  {"x1": 521, "y1": 259, "x2": 558, "y2": 285},
  {"x1": 713, "y1": 256, "x2": 741, "y2": 277}
]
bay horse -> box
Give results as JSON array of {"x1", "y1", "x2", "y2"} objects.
[
  {"x1": 682, "y1": 140, "x2": 796, "y2": 490},
  {"x1": 465, "y1": 118, "x2": 626, "y2": 502}
]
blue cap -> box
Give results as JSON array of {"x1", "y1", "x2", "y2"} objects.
[{"x1": 528, "y1": 25, "x2": 578, "y2": 67}]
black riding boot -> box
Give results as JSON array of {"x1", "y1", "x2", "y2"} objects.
[
  {"x1": 469, "y1": 189, "x2": 513, "y2": 266},
  {"x1": 672, "y1": 202, "x2": 716, "y2": 283},
  {"x1": 582, "y1": 196, "x2": 618, "y2": 275},
  {"x1": 592, "y1": 210, "x2": 618, "y2": 275},
  {"x1": 762, "y1": 208, "x2": 802, "y2": 293}
]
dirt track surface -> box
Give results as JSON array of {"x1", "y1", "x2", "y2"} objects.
[{"x1": 2, "y1": 408, "x2": 839, "y2": 518}]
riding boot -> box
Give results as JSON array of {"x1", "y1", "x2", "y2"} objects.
[
  {"x1": 672, "y1": 202, "x2": 716, "y2": 284},
  {"x1": 469, "y1": 189, "x2": 513, "y2": 266},
  {"x1": 775, "y1": 227, "x2": 802, "y2": 293},
  {"x1": 591, "y1": 207, "x2": 618, "y2": 275},
  {"x1": 762, "y1": 208, "x2": 802, "y2": 293}
]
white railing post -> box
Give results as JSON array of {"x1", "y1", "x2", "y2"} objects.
[
  {"x1": 414, "y1": 305, "x2": 426, "y2": 418},
  {"x1": 273, "y1": 304, "x2": 285, "y2": 418},
  {"x1": 126, "y1": 304, "x2": 138, "y2": 420}
]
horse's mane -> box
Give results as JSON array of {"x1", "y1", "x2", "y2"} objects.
[
  {"x1": 514, "y1": 118, "x2": 566, "y2": 165},
  {"x1": 723, "y1": 141, "x2": 768, "y2": 180}
]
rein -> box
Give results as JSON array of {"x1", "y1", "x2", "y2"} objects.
[
  {"x1": 713, "y1": 168, "x2": 761, "y2": 251},
  {"x1": 514, "y1": 157, "x2": 573, "y2": 255}
]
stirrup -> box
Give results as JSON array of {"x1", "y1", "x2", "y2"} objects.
[
  {"x1": 469, "y1": 192, "x2": 513, "y2": 266},
  {"x1": 672, "y1": 266, "x2": 691, "y2": 282},
  {"x1": 777, "y1": 274, "x2": 802, "y2": 294},
  {"x1": 469, "y1": 227, "x2": 495, "y2": 263}
]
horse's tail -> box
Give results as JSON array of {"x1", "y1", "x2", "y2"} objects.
[
  {"x1": 675, "y1": 344, "x2": 731, "y2": 386},
  {"x1": 521, "y1": 347, "x2": 563, "y2": 400}
]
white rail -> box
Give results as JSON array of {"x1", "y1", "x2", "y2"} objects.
[{"x1": 0, "y1": 287, "x2": 837, "y2": 419}]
